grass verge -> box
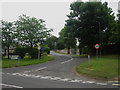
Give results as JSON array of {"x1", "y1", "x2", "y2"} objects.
[
  {"x1": 55, "y1": 51, "x2": 68, "y2": 55},
  {"x1": 76, "y1": 55, "x2": 119, "y2": 80},
  {"x1": 0, "y1": 55, "x2": 56, "y2": 68}
]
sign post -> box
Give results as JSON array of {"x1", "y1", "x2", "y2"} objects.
[
  {"x1": 88, "y1": 55, "x2": 90, "y2": 66},
  {"x1": 38, "y1": 46, "x2": 41, "y2": 60},
  {"x1": 94, "y1": 44, "x2": 100, "y2": 60}
]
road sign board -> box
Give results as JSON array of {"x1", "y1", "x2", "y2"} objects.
[
  {"x1": 38, "y1": 46, "x2": 41, "y2": 50},
  {"x1": 94, "y1": 44, "x2": 100, "y2": 49},
  {"x1": 41, "y1": 47, "x2": 44, "y2": 50}
]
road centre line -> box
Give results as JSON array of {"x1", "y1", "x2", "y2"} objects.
[
  {"x1": 0, "y1": 83, "x2": 23, "y2": 88},
  {"x1": 36, "y1": 67, "x2": 48, "y2": 71},
  {"x1": 61, "y1": 58, "x2": 73, "y2": 64}
]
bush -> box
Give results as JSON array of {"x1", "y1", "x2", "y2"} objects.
[
  {"x1": 14, "y1": 47, "x2": 38, "y2": 59},
  {"x1": 42, "y1": 45, "x2": 50, "y2": 54},
  {"x1": 23, "y1": 53, "x2": 31, "y2": 59},
  {"x1": 14, "y1": 45, "x2": 50, "y2": 59}
]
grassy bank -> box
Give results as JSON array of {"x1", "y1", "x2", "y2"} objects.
[
  {"x1": 55, "y1": 51, "x2": 68, "y2": 55},
  {"x1": 1, "y1": 55, "x2": 56, "y2": 68},
  {"x1": 76, "y1": 55, "x2": 119, "y2": 80}
]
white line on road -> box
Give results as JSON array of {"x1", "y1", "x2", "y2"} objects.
[
  {"x1": 69, "y1": 80, "x2": 82, "y2": 82},
  {"x1": 112, "y1": 84, "x2": 120, "y2": 86},
  {"x1": 96, "y1": 83, "x2": 107, "y2": 85},
  {"x1": 61, "y1": 58, "x2": 73, "y2": 64},
  {"x1": 0, "y1": 83, "x2": 23, "y2": 88},
  {"x1": 36, "y1": 67, "x2": 48, "y2": 71}
]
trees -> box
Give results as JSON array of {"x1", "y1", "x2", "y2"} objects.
[
  {"x1": 45, "y1": 35, "x2": 58, "y2": 50},
  {"x1": 56, "y1": 27, "x2": 76, "y2": 53},
  {"x1": 65, "y1": 1, "x2": 115, "y2": 54},
  {"x1": 1, "y1": 14, "x2": 52, "y2": 59},
  {"x1": 1, "y1": 21, "x2": 15, "y2": 59},
  {"x1": 15, "y1": 14, "x2": 51, "y2": 48},
  {"x1": 116, "y1": 10, "x2": 120, "y2": 45}
]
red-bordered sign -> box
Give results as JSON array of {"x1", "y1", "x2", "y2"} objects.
[
  {"x1": 94, "y1": 44, "x2": 100, "y2": 49},
  {"x1": 38, "y1": 46, "x2": 41, "y2": 50}
]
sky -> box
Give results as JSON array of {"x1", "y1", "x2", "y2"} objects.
[{"x1": 0, "y1": 0, "x2": 119, "y2": 37}]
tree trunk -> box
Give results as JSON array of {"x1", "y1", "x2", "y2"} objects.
[
  {"x1": 30, "y1": 42, "x2": 33, "y2": 48},
  {"x1": 67, "y1": 48, "x2": 70, "y2": 54},
  {"x1": 7, "y1": 46, "x2": 10, "y2": 59}
]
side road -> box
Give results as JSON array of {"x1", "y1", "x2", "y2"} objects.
[{"x1": 2, "y1": 51, "x2": 119, "y2": 88}]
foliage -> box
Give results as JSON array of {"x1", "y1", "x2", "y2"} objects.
[
  {"x1": 23, "y1": 53, "x2": 31, "y2": 59},
  {"x1": 14, "y1": 47, "x2": 38, "y2": 59},
  {"x1": 65, "y1": 1, "x2": 115, "y2": 55},
  {"x1": 45, "y1": 35, "x2": 58, "y2": 50},
  {"x1": 76, "y1": 55, "x2": 119, "y2": 79},
  {"x1": 40, "y1": 45, "x2": 50, "y2": 54},
  {"x1": 1, "y1": 20, "x2": 15, "y2": 59},
  {"x1": 1, "y1": 55, "x2": 56, "y2": 68},
  {"x1": 15, "y1": 14, "x2": 52, "y2": 48},
  {"x1": 56, "y1": 27, "x2": 76, "y2": 50}
]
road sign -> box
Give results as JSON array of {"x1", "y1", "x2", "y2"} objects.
[
  {"x1": 94, "y1": 44, "x2": 100, "y2": 49},
  {"x1": 41, "y1": 47, "x2": 44, "y2": 50},
  {"x1": 38, "y1": 46, "x2": 41, "y2": 50}
]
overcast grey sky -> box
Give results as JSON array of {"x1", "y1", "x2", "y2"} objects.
[{"x1": 0, "y1": 0, "x2": 119, "y2": 37}]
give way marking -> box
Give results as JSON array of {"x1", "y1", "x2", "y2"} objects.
[{"x1": 0, "y1": 83, "x2": 23, "y2": 88}]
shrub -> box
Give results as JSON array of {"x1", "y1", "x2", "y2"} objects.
[
  {"x1": 23, "y1": 53, "x2": 31, "y2": 59},
  {"x1": 42, "y1": 45, "x2": 50, "y2": 54},
  {"x1": 14, "y1": 47, "x2": 38, "y2": 59}
]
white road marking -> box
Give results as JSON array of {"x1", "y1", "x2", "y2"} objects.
[
  {"x1": 82, "y1": 81, "x2": 87, "y2": 83},
  {"x1": 69, "y1": 80, "x2": 82, "y2": 82},
  {"x1": 59, "y1": 78, "x2": 70, "y2": 81},
  {"x1": 107, "y1": 81, "x2": 120, "y2": 83},
  {"x1": 36, "y1": 67, "x2": 48, "y2": 71},
  {"x1": 96, "y1": 83, "x2": 107, "y2": 85},
  {"x1": 112, "y1": 84, "x2": 120, "y2": 86},
  {"x1": 50, "y1": 77, "x2": 59, "y2": 80},
  {"x1": 24, "y1": 74, "x2": 32, "y2": 77},
  {"x1": 10, "y1": 73, "x2": 111, "y2": 86},
  {"x1": 86, "y1": 81, "x2": 95, "y2": 84},
  {"x1": 12, "y1": 73, "x2": 20, "y2": 75},
  {"x1": 0, "y1": 83, "x2": 23, "y2": 88},
  {"x1": 41, "y1": 76, "x2": 50, "y2": 79},
  {"x1": 61, "y1": 58, "x2": 73, "y2": 64},
  {"x1": 53, "y1": 77, "x2": 61, "y2": 80}
]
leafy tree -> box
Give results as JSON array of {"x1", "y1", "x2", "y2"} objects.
[
  {"x1": 45, "y1": 35, "x2": 58, "y2": 50},
  {"x1": 116, "y1": 10, "x2": 120, "y2": 44},
  {"x1": 1, "y1": 20, "x2": 15, "y2": 59},
  {"x1": 57, "y1": 27, "x2": 76, "y2": 53},
  {"x1": 66, "y1": 1, "x2": 115, "y2": 54},
  {"x1": 15, "y1": 14, "x2": 52, "y2": 48}
]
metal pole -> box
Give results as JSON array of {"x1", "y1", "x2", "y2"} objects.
[
  {"x1": 38, "y1": 50, "x2": 40, "y2": 60},
  {"x1": 96, "y1": 49, "x2": 98, "y2": 60},
  {"x1": 88, "y1": 55, "x2": 90, "y2": 66}
]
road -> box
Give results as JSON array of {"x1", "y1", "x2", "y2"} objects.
[{"x1": 1, "y1": 51, "x2": 119, "y2": 88}]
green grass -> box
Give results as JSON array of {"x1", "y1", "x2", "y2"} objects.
[
  {"x1": 0, "y1": 55, "x2": 56, "y2": 68},
  {"x1": 55, "y1": 51, "x2": 68, "y2": 55},
  {"x1": 73, "y1": 54, "x2": 88, "y2": 58},
  {"x1": 76, "y1": 55, "x2": 119, "y2": 79}
]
